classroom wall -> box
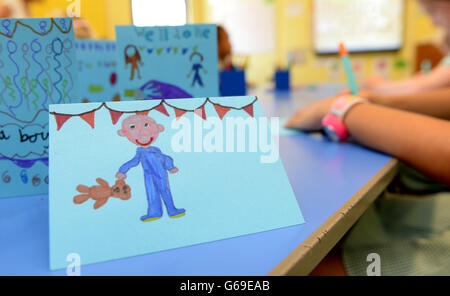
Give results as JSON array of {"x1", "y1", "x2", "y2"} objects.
[
  {"x1": 27, "y1": 0, "x2": 132, "y2": 40},
  {"x1": 191, "y1": 0, "x2": 444, "y2": 86},
  {"x1": 11, "y1": 0, "x2": 444, "y2": 86}
]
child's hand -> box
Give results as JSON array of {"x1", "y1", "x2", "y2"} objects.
[
  {"x1": 337, "y1": 89, "x2": 377, "y2": 101},
  {"x1": 116, "y1": 172, "x2": 127, "y2": 180},
  {"x1": 362, "y1": 76, "x2": 386, "y2": 91},
  {"x1": 170, "y1": 168, "x2": 179, "y2": 174},
  {"x1": 337, "y1": 88, "x2": 352, "y2": 96},
  {"x1": 284, "y1": 97, "x2": 336, "y2": 131}
]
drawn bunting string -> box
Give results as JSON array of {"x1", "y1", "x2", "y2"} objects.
[
  {"x1": 50, "y1": 98, "x2": 258, "y2": 131},
  {"x1": 0, "y1": 18, "x2": 72, "y2": 39}
]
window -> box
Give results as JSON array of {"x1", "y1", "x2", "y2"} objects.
[
  {"x1": 313, "y1": 0, "x2": 405, "y2": 53},
  {"x1": 131, "y1": 0, "x2": 187, "y2": 27},
  {"x1": 208, "y1": 0, "x2": 275, "y2": 54}
]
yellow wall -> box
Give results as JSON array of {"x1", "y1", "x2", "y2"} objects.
[
  {"x1": 104, "y1": 0, "x2": 132, "y2": 39},
  {"x1": 26, "y1": 0, "x2": 132, "y2": 40},
  {"x1": 190, "y1": 0, "x2": 443, "y2": 86}
]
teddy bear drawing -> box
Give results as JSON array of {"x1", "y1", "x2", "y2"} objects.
[{"x1": 74, "y1": 178, "x2": 131, "y2": 209}]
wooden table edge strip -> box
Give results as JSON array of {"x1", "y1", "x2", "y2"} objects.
[{"x1": 267, "y1": 158, "x2": 399, "y2": 276}]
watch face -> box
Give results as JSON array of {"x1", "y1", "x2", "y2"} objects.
[{"x1": 323, "y1": 125, "x2": 340, "y2": 142}]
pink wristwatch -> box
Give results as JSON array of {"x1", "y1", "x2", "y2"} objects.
[{"x1": 321, "y1": 96, "x2": 368, "y2": 142}]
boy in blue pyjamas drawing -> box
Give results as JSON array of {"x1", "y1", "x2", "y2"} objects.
[{"x1": 115, "y1": 115, "x2": 185, "y2": 222}]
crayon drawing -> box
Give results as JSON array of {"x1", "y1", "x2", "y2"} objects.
[
  {"x1": 75, "y1": 39, "x2": 120, "y2": 103},
  {"x1": 116, "y1": 115, "x2": 185, "y2": 222},
  {"x1": 49, "y1": 96, "x2": 304, "y2": 269},
  {"x1": 74, "y1": 178, "x2": 131, "y2": 210},
  {"x1": 116, "y1": 25, "x2": 219, "y2": 101},
  {"x1": 0, "y1": 18, "x2": 79, "y2": 198}
]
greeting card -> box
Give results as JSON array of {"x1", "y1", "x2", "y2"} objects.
[
  {"x1": 0, "y1": 18, "x2": 79, "y2": 198},
  {"x1": 49, "y1": 96, "x2": 303, "y2": 269},
  {"x1": 115, "y1": 24, "x2": 219, "y2": 101}
]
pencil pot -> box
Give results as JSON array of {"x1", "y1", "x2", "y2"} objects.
[
  {"x1": 275, "y1": 70, "x2": 290, "y2": 91},
  {"x1": 220, "y1": 70, "x2": 247, "y2": 96}
]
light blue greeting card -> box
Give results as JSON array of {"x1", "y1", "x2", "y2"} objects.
[
  {"x1": 115, "y1": 24, "x2": 219, "y2": 101},
  {"x1": 0, "y1": 18, "x2": 79, "y2": 198},
  {"x1": 49, "y1": 96, "x2": 304, "y2": 269},
  {"x1": 75, "y1": 39, "x2": 120, "y2": 103}
]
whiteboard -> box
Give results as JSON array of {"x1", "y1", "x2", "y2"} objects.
[
  {"x1": 209, "y1": 0, "x2": 275, "y2": 54},
  {"x1": 313, "y1": 0, "x2": 405, "y2": 54}
]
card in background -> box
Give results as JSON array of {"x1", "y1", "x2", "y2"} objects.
[
  {"x1": 0, "y1": 18, "x2": 79, "y2": 198},
  {"x1": 115, "y1": 24, "x2": 219, "y2": 101},
  {"x1": 49, "y1": 96, "x2": 304, "y2": 269},
  {"x1": 75, "y1": 39, "x2": 120, "y2": 103}
]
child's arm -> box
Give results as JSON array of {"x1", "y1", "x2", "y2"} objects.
[
  {"x1": 345, "y1": 104, "x2": 450, "y2": 186},
  {"x1": 362, "y1": 87, "x2": 450, "y2": 120},
  {"x1": 116, "y1": 150, "x2": 142, "y2": 179},
  {"x1": 0, "y1": 5, "x2": 11, "y2": 18},
  {"x1": 286, "y1": 100, "x2": 450, "y2": 186},
  {"x1": 363, "y1": 66, "x2": 450, "y2": 95},
  {"x1": 161, "y1": 153, "x2": 178, "y2": 173}
]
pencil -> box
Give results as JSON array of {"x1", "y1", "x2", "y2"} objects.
[{"x1": 339, "y1": 42, "x2": 358, "y2": 95}]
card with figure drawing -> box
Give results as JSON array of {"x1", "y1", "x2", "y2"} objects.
[
  {"x1": 115, "y1": 24, "x2": 219, "y2": 101},
  {"x1": 0, "y1": 18, "x2": 79, "y2": 198},
  {"x1": 75, "y1": 39, "x2": 120, "y2": 103},
  {"x1": 49, "y1": 96, "x2": 304, "y2": 269}
]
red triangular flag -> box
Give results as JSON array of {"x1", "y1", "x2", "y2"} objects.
[
  {"x1": 174, "y1": 108, "x2": 188, "y2": 120},
  {"x1": 243, "y1": 104, "x2": 254, "y2": 117},
  {"x1": 155, "y1": 103, "x2": 169, "y2": 117},
  {"x1": 109, "y1": 110, "x2": 123, "y2": 125},
  {"x1": 194, "y1": 106, "x2": 206, "y2": 120},
  {"x1": 214, "y1": 105, "x2": 230, "y2": 120},
  {"x1": 136, "y1": 110, "x2": 149, "y2": 116},
  {"x1": 54, "y1": 114, "x2": 72, "y2": 131},
  {"x1": 80, "y1": 111, "x2": 95, "y2": 129}
]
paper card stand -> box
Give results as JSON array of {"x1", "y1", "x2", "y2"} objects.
[
  {"x1": 0, "y1": 18, "x2": 79, "y2": 199},
  {"x1": 48, "y1": 96, "x2": 304, "y2": 270}
]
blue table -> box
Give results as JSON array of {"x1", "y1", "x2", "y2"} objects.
[{"x1": 0, "y1": 85, "x2": 397, "y2": 275}]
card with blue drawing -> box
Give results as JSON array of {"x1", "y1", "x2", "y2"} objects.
[
  {"x1": 75, "y1": 39, "x2": 120, "y2": 103},
  {"x1": 49, "y1": 96, "x2": 304, "y2": 269},
  {"x1": 115, "y1": 24, "x2": 219, "y2": 101},
  {"x1": 0, "y1": 18, "x2": 79, "y2": 198}
]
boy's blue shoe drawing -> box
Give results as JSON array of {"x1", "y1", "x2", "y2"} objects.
[
  {"x1": 141, "y1": 215, "x2": 162, "y2": 222},
  {"x1": 169, "y1": 208, "x2": 186, "y2": 218},
  {"x1": 140, "y1": 209, "x2": 185, "y2": 222}
]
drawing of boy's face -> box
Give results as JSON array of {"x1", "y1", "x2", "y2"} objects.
[{"x1": 118, "y1": 115, "x2": 164, "y2": 148}]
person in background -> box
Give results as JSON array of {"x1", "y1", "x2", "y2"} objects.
[
  {"x1": 286, "y1": 0, "x2": 450, "y2": 276},
  {"x1": 0, "y1": 0, "x2": 39, "y2": 18},
  {"x1": 361, "y1": 0, "x2": 450, "y2": 95},
  {"x1": 218, "y1": 25, "x2": 233, "y2": 70},
  {"x1": 72, "y1": 17, "x2": 95, "y2": 39},
  {"x1": 49, "y1": 9, "x2": 96, "y2": 39}
]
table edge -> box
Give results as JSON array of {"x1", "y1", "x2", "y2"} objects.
[{"x1": 268, "y1": 158, "x2": 399, "y2": 276}]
